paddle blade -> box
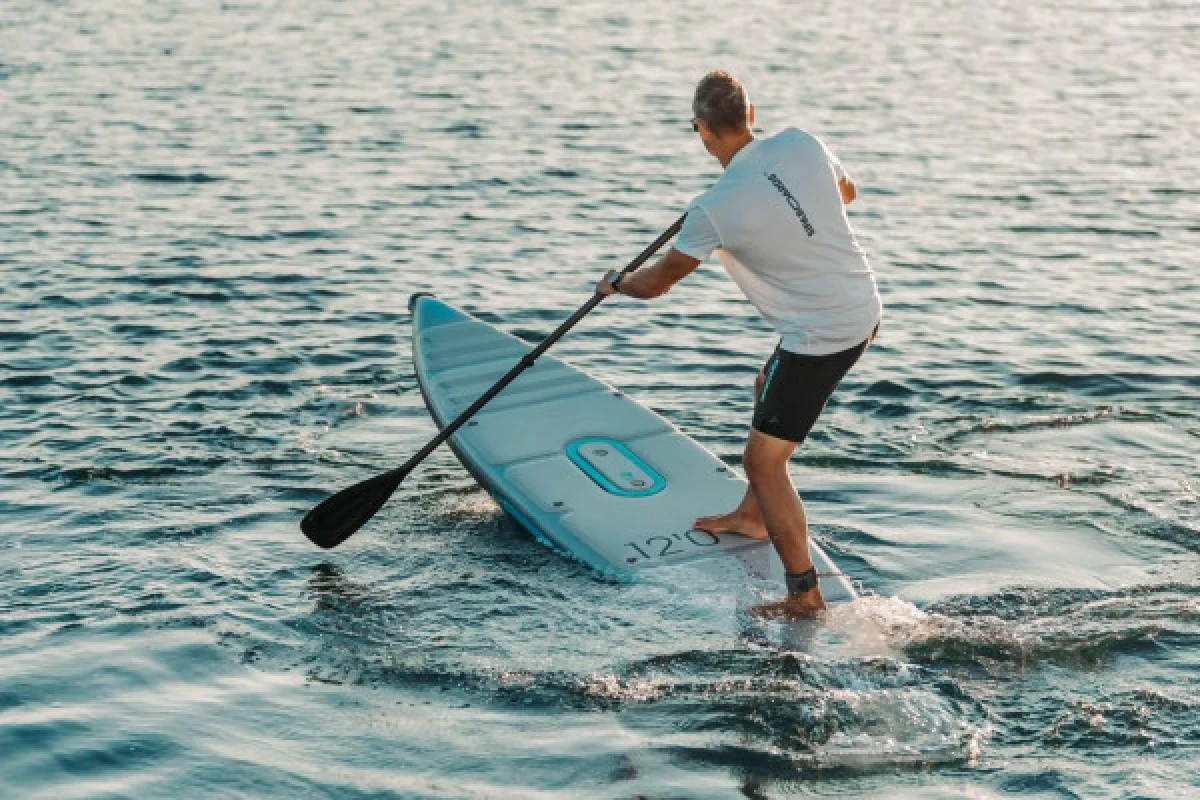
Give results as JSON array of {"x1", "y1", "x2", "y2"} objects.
[{"x1": 300, "y1": 468, "x2": 407, "y2": 549}]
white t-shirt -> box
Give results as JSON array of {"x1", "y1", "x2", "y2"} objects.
[{"x1": 674, "y1": 127, "x2": 882, "y2": 355}]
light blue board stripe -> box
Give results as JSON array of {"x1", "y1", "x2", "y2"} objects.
[{"x1": 564, "y1": 437, "x2": 666, "y2": 498}]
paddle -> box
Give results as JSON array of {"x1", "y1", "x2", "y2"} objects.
[{"x1": 300, "y1": 214, "x2": 687, "y2": 549}]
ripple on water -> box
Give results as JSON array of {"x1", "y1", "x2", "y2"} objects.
[{"x1": 2, "y1": 0, "x2": 1198, "y2": 796}]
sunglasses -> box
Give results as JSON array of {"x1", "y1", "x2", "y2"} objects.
[{"x1": 692, "y1": 118, "x2": 700, "y2": 133}]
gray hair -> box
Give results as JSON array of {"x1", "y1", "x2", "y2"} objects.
[{"x1": 692, "y1": 71, "x2": 750, "y2": 134}]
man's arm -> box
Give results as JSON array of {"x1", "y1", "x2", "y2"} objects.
[
  {"x1": 827, "y1": 145, "x2": 856, "y2": 204},
  {"x1": 595, "y1": 248, "x2": 702, "y2": 299}
]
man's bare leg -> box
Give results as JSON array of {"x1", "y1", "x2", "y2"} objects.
[
  {"x1": 740, "y1": 429, "x2": 825, "y2": 618},
  {"x1": 694, "y1": 368, "x2": 772, "y2": 541}
]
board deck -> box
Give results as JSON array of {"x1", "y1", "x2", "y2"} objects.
[{"x1": 410, "y1": 293, "x2": 857, "y2": 602}]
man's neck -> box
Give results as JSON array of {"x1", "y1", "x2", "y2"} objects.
[{"x1": 717, "y1": 132, "x2": 755, "y2": 169}]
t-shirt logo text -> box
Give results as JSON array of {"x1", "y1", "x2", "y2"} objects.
[{"x1": 764, "y1": 172, "x2": 815, "y2": 237}]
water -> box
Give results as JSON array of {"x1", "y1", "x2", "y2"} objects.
[{"x1": 2, "y1": 0, "x2": 1197, "y2": 797}]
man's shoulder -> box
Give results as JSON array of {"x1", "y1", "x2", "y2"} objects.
[
  {"x1": 767, "y1": 126, "x2": 824, "y2": 152},
  {"x1": 690, "y1": 178, "x2": 740, "y2": 220},
  {"x1": 689, "y1": 171, "x2": 736, "y2": 212},
  {"x1": 691, "y1": 130, "x2": 819, "y2": 211}
]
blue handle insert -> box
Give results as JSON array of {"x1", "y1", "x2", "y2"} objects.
[{"x1": 565, "y1": 438, "x2": 666, "y2": 498}]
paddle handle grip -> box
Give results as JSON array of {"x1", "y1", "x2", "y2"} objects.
[{"x1": 400, "y1": 213, "x2": 687, "y2": 473}]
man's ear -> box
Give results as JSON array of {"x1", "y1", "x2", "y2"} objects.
[{"x1": 747, "y1": 104, "x2": 756, "y2": 129}]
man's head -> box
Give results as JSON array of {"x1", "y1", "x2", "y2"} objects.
[{"x1": 691, "y1": 71, "x2": 756, "y2": 166}]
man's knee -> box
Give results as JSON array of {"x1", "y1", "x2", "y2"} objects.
[{"x1": 743, "y1": 441, "x2": 787, "y2": 486}]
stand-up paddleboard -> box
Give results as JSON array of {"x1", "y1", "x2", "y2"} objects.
[{"x1": 410, "y1": 293, "x2": 857, "y2": 603}]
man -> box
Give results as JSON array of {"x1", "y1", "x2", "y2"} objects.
[{"x1": 595, "y1": 71, "x2": 882, "y2": 618}]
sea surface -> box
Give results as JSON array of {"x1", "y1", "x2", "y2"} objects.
[{"x1": 2, "y1": 1, "x2": 1197, "y2": 797}]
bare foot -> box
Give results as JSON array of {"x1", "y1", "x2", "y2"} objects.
[
  {"x1": 750, "y1": 588, "x2": 827, "y2": 620},
  {"x1": 693, "y1": 509, "x2": 769, "y2": 540}
]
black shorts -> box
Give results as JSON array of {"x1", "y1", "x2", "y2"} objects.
[{"x1": 752, "y1": 331, "x2": 875, "y2": 443}]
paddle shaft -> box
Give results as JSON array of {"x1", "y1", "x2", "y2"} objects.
[
  {"x1": 299, "y1": 214, "x2": 688, "y2": 549},
  {"x1": 398, "y1": 214, "x2": 686, "y2": 477}
]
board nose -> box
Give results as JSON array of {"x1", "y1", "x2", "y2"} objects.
[
  {"x1": 409, "y1": 293, "x2": 471, "y2": 328},
  {"x1": 408, "y1": 291, "x2": 435, "y2": 312}
]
